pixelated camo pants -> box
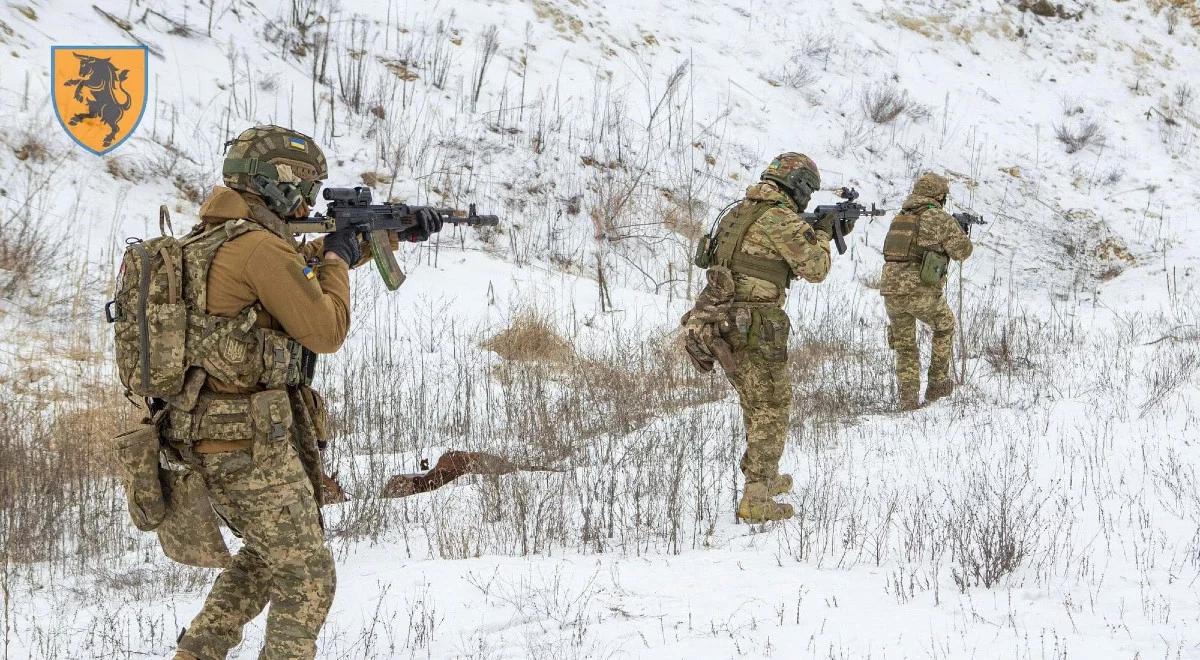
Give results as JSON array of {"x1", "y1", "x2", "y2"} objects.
[
  {"x1": 724, "y1": 308, "x2": 791, "y2": 484},
  {"x1": 883, "y1": 293, "x2": 956, "y2": 401},
  {"x1": 179, "y1": 440, "x2": 335, "y2": 660}
]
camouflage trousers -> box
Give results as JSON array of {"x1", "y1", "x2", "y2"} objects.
[
  {"x1": 883, "y1": 292, "x2": 955, "y2": 401},
  {"x1": 723, "y1": 306, "x2": 791, "y2": 484},
  {"x1": 178, "y1": 438, "x2": 335, "y2": 660}
]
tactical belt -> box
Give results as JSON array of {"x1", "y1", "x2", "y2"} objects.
[
  {"x1": 164, "y1": 392, "x2": 256, "y2": 446},
  {"x1": 883, "y1": 256, "x2": 920, "y2": 263},
  {"x1": 729, "y1": 253, "x2": 793, "y2": 289}
]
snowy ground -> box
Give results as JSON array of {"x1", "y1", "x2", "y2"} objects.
[{"x1": 2, "y1": 0, "x2": 1200, "y2": 658}]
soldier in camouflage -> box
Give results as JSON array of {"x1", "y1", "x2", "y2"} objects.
[
  {"x1": 682, "y1": 153, "x2": 842, "y2": 523},
  {"x1": 879, "y1": 172, "x2": 973, "y2": 410},
  {"x1": 170, "y1": 126, "x2": 389, "y2": 660}
]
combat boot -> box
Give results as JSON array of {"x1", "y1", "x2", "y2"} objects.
[
  {"x1": 766, "y1": 473, "x2": 793, "y2": 496},
  {"x1": 925, "y1": 380, "x2": 954, "y2": 403},
  {"x1": 737, "y1": 482, "x2": 794, "y2": 523},
  {"x1": 898, "y1": 387, "x2": 920, "y2": 411}
]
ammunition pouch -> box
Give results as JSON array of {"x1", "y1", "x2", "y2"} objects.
[
  {"x1": 920, "y1": 251, "x2": 950, "y2": 286},
  {"x1": 156, "y1": 469, "x2": 232, "y2": 568},
  {"x1": 113, "y1": 416, "x2": 168, "y2": 532}
]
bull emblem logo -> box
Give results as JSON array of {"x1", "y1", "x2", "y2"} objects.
[{"x1": 52, "y1": 45, "x2": 148, "y2": 155}]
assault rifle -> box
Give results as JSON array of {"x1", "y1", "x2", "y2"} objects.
[
  {"x1": 287, "y1": 187, "x2": 500, "y2": 290},
  {"x1": 953, "y1": 211, "x2": 987, "y2": 235},
  {"x1": 802, "y1": 187, "x2": 885, "y2": 255}
]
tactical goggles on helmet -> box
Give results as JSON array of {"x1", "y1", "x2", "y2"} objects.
[{"x1": 223, "y1": 157, "x2": 323, "y2": 208}]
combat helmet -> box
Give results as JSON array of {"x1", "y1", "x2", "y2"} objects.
[
  {"x1": 222, "y1": 125, "x2": 328, "y2": 216},
  {"x1": 761, "y1": 152, "x2": 821, "y2": 203},
  {"x1": 913, "y1": 172, "x2": 949, "y2": 204}
]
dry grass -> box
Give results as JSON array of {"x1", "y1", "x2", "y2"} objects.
[{"x1": 482, "y1": 312, "x2": 576, "y2": 363}]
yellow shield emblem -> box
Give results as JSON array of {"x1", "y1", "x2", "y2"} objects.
[{"x1": 52, "y1": 45, "x2": 148, "y2": 155}]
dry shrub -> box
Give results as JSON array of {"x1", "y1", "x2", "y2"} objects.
[
  {"x1": 0, "y1": 207, "x2": 62, "y2": 298},
  {"x1": 946, "y1": 465, "x2": 1048, "y2": 591},
  {"x1": 105, "y1": 156, "x2": 145, "y2": 183},
  {"x1": 1054, "y1": 115, "x2": 1105, "y2": 154},
  {"x1": 790, "y1": 334, "x2": 892, "y2": 425},
  {"x1": 482, "y1": 312, "x2": 576, "y2": 363},
  {"x1": 860, "y1": 84, "x2": 926, "y2": 124},
  {"x1": 0, "y1": 384, "x2": 135, "y2": 565}
]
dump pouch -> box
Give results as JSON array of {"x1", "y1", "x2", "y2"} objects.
[
  {"x1": 920, "y1": 251, "x2": 950, "y2": 285},
  {"x1": 113, "y1": 420, "x2": 168, "y2": 532},
  {"x1": 157, "y1": 469, "x2": 232, "y2": 568}
]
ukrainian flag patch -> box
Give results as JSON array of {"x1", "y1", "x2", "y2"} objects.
[
  {"x1": 287, "y1": 136, "x2": 307, "y2": 151},
  {"x1": 302, "y1": 265, "x2": 316, "y2": 280}
]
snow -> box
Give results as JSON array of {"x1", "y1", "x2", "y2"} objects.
[{"x1": 2, "y1": 0, "x2": 1200, "y2": 657}]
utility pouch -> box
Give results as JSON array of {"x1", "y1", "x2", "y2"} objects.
[
  {"x1": 920, "y1": 251, "x2": 950, "y2": 286},
  {"x1": 297, "y1": 386, "x2": 329, "y2": 446},
  {"x1": 157, "y1": 469, "x2": 232, "y2": 568},
  {"x1": 249, "y1": 389, "x2": 294, "y2": 466},
  {"x1": 693, "y1": 235, "x2": 713, "y2": 269},
  {"x1": 113, "y1": 420, "x2": 168, "y2": 532},
  {"x1": 753, "y1": 308, "x2": 791, "y2": 362}
]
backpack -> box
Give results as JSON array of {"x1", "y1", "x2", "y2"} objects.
[
  {"x1": 106, "y1": 207, "x2": 305, "y2": 403},
  {"x1": 107, "y1": 207, "x2": 187, "y2": 397}
]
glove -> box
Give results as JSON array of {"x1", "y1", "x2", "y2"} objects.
[
  {"x1": 323, "y1": 228, "x2": 362, "y2": 265},
  {"x1": 403, "y1": 208, "x2": 444, "y2": 242},
  {"x1": 811, "y1": 211, "x2": 838, "y2": 237}
]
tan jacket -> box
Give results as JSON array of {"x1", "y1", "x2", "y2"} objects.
[{"x1": 198, "y1": 188, "x2": 350, "y2": 394}]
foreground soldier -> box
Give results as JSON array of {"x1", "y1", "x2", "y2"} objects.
[
  {"x1": 167, "y1": 126, "x2": 374, "y2": 659},
  {"x1": 879, "y1": 172, "x2": 974, "y2": 410},
  {"x1": 683, "y1": 153, "x2": 843, "y2": 523}
]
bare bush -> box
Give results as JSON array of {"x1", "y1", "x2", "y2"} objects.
[
  {"x1": 1053, "y1": 115, "x2": 1105, "y2": 153},
  {"x1": 0, "y1": 207, "x2": 63, "y2": 298},
  {"x1": 946, "y1": 464, "x2": 1047, "y2": 591},
  {"x1": 860, "y1": 84, "x2": 919, "y2": 124},
  {"x1": 778, "y1": 56, "x2": 819, "y2": 90}
]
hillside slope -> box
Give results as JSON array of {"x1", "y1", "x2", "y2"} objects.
[{"x1": 2, "y1": 0, "x2": 1200, "y2": 658}]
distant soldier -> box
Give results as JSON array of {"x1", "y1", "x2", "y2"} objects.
[
  {"x1": 879, "y1": 172, "x2": 973, "y2": 410},
  {"x1": 682, "y1": 153, "x2": 845, "y2": 523}
]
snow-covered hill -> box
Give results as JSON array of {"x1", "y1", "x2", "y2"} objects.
[{"x1": 3, "y1": 0, "x2": 1200, "y2": 657}]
